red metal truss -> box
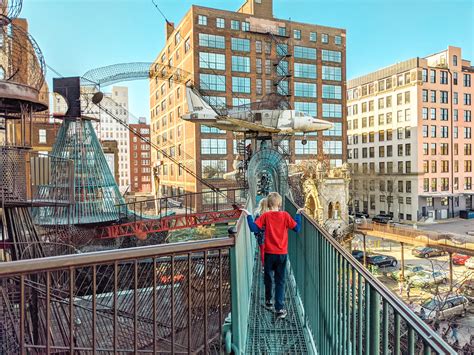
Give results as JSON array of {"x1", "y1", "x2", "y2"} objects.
[{"x1": 98, "y1": 209, "x2": 242, "y2": 239}]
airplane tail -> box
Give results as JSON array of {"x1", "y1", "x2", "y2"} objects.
[{"x1": 183, "y1": 87, "x2": 219, "y2": 120}]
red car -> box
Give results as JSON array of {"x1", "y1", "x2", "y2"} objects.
[{"x1": 453, "y1": 253, "x2": 470, "y2": 265}]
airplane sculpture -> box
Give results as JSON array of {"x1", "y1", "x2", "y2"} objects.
[{"x1": 182, "y1": 87, "x2": 333, "y2": 139}]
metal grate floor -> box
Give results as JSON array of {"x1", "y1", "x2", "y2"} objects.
[{"x1": 246, "y1": 253, "x2": 309, "y2": 354}]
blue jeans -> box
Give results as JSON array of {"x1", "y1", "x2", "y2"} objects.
[{"x1": 264, "y1": 253, "x2": 287, "y2": 311}]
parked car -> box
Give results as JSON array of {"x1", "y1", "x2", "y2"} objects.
[
  {"x1": 392, "y1": 265, "x2": 426, "y2": 281},
  {"x1": 453, "y1": 253, "x2": 471, "y2": 265},
  {"x1": 354, "y1": 212, "x2": 369, "y2": 219},
  {"x1": 367, "y1": 255, "x2": 398, "y2": 268},
  {"x1": 419, "y1": 295, "x2": 469, "y2": 321},
  {"x1": 411, "y1": 247, "x2": 446, "y2": 258},
  {"x1": 410, "y1": 271, "x2": 448, "y2": 287},
  {"x1": 351, "y1": 250, "x2": 367, "y2": 262},
  {"x1": 465, "y1": 258, "x2": 474, "y2": 269},
  {"x1": 349, "y1": 215, "x2": 362, "y2": 224},
  {"x1": 460, "y1": 280, "x2": 474, "y2": 301},
  {"x1": 372, "y1": 214, "x2": 393, "y2": 224}
]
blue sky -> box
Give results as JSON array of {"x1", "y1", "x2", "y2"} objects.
[{"x1": 22, "y1": 0, "x2": 473, "y2": 121}]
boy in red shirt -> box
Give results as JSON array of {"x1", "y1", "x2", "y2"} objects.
[{"x1": 242, "y1": 192, "x2": 302, "y2": 319}]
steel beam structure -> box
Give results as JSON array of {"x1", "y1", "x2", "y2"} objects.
[{"x1": 98, "y1": 209, "x2": 242, "y2": 239}]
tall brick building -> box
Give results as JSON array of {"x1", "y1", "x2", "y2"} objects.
[
  {"x1": 130, "y1": 117, "x2": 152, "y2": 193},
  {"x1": 150, "y1": 0, "x2": 346, "y2": 200}
]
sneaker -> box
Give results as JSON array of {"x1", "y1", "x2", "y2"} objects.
[
  {"x1": 276, "y1": 309, "x2": 287, "y2": 319},
  {"x1": 264, "y1": 300, "x2": 274, "y2": 310}
]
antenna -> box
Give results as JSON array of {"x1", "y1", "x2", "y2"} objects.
[{"x1": 151, "y1": 0, "x2": 172, "y2": 25}]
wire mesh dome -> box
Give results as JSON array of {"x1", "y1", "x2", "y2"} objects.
[
  {"x1": 0, "y1": 0, "x2": 23, "y2": 25},
  {"x1": 0, "y1": 21, "x2": 46, "y2": 91}
]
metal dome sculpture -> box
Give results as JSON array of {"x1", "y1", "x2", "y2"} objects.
[{"x1": 0, "y1": 0, "x2": 23, "y2": 25}]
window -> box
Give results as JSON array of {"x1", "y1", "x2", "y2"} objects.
[
  {"x1": 38, "y1": 129, "x2": 47, "y2": 144},
  {"x1": 322, "y1": 66, "x2": 342, "y2": 81},
  {"x1": 295, "y1": 102, "x2": 317, "y2": 117},
  {"x1": 294, "y1": 46, "x2": 317, "y2": 60},
  {"x1": 440, "y1": 71, "x2": 448, "y2": 84},
  {"x1": 198, "y1": 15, "x2": 207, "y2": 26},
  {"x1": 294, "y1": 63, "x2": 317, "y2": 79},
  {"x1": 454, "y1": 72, "x2": 458, "y2": 85},
  {"x1": 334, "y1": 35, "x2": 342, "y2": 45},
  {"x1": 256, "y1": 40, "x2": 262, "y2": 53},
  {"x1": 231, "y1": 38, "x2": 250, "y2": 52},
  {"x1": 201, "y1": 125, "x2": 225, "y2": 134},
  {"x1": 454, "y1": 92, "x2": 458, "y2": 104},
  {"x1": 431, "y1": 125, "x2": 437, "y2": 138},
  {"x1": 322, "y1": 85, "x2": 342, "y2": 99},
  {"x1": 199, "y1": 33, "x2": 225, "y2": 49},
  {"x1": 441, "y1": 126, "x2": 449, "y2": 138},
  {"x1": 201, "y1": 139, "x2": 226, "y2": 154},
  {"x1": 232, "y1": 77, "x2": 251, "y2": 93},
  {"x1": 465, "y1": 127, "x2": 472, "y2": 139},
  {"x1": 322, "y1": 103, "x2": 342, "y2": 118},
  {"x1": 216, "y1": 18, "x2": 225, "y2": 28},
  {"x1": 465, "y1": 111, "x2": 472, "y2": 122},
  {"x1": 322, "y1": 50, "x2": 341, "y2": 62},
  {"x1": 422, "y1": 89, "x2": 428, "y2": 102},
  {"x1": 430, "y1": 108, "x2": 436, "y2": 120},
  {"x1": 465, "y1": 93, "x2": 472, "y2": 105},
  {"x1": 200, "y1": 74, "x2": 226, "y2": 92},
  {"x1": 231, "y1": 56, "x2": 250, "y2": 72},
  {"x1": 231, "y1": 20, "x2": 240, "y2": 30},
  {"x1": 422, "y1": 69, "x2": 428, "y2": 82},
  {"x1": 232, "y1": 98, "x2": 250, "y2": 109},
  {"x1": 203, "y1": 96, "x2": 226, "y2": 109},
  {"x1": 202, "y1": 160, "x2": 227, "y2": 179},
  {"x1": 441, "y1": 91, "x2": 448, "y2": 103},
  {"x1": 323, "y1": 122, "x2": 342, "y2": 136},
  {"x1": 278, "y1": 26, "x2": 286, "y2": 36},
  {"x1": 321, "y1": 33, "x2": 329, "y2": 43},
  {"x1": 294, "y1": 29, "x2": 301, "y2": 40},
  {"x1": 241, "y1": 21, "x2": 250, "y2": 31},
  {"x1": 199, "y1": 52, "x2": 225, "y2": 70},
  {"x1": 323, "y1": 141, "x2": 343, "y2": 155},
  {"x1": 295, "y1": 140, "x2": 317, "y2": 154},
  {"x1": 430, "y1": 90, "x2": 436, "y2": 103},
  {"x1": 256, "y1": 79, "x2": 262, "y2": 95},
  {"x1": 440, "y1": 108, "x2": 448, "y2": 121},
  {"x1": 422, "y1": 107, "x2": 428, "y2": 120},
  {"x1": 430, "y1": 69, "x2": 436, "y2": 83},
  {"x1": 294, "y1": 82, "x2": 317, "y2": 98},
  {"x1": 464, "y1": 74, "x2": 471, "y2": 87},
  {"x1": 310, "y1": 32, "x2": 317, "y2": 42},
  {"x1": 453, "y1": 55, "x2": 458, "y2": 66},
  {"x1": 422, "y1": 125, "x2": 428, "y2": 137}
]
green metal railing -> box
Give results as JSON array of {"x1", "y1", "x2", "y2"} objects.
[
  {"x1": 229, "y1": 199, "x2": 256, "y2": 353},
  {"x1": 286, "y1": 197, "x2": 455, "y2": 355}
]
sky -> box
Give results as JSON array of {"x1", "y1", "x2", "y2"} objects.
[{"x1": 21, "y1": 0, "x2": 473, "y2": 122}]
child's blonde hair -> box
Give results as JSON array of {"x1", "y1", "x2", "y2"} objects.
[
  {"x1": 255, "y1": 198, "x2": 269, "y2": 216},
  {"x1": 267, "y1": 192, "x2": 282, "y2": 209}
]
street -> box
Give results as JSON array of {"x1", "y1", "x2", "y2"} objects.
[{"x1": 353, "y1": 227, "x2": 474, "y2": 350}]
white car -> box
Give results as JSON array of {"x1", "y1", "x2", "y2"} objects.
[
  {"x1": 465, "y1": 258, "x2": 474, "y2": 269},
  {"x1": 410, "y1": 271, "x2": 448, "y2": 287},
  {"x1": 419, "y1": 295, "x2": 469, "y2": 321}
]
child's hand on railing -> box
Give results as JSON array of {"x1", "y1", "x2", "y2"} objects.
[{"x1": 240, "y1": 208, "x2": 251, "y2": 216}]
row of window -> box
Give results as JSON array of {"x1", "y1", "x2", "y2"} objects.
[
  {"x1": 349, "y1": 143, "x2": 412, "y2": 160},
  {"x1": 422, "y1": 160, "x2": 472, "y2": 174},
  {"x1": 423, "y1": 177, "x2": 472, "y2": 192},
  {"x1": 348, "y1": 110, "x2": 410, "y2": 130},
  {"x1": 196, "y1": 14, "x2": 343, "y2": 46},
  {"x1": 422, "y1": 125, "x2": 471, "y2": 139},
  {"x1": 348, "y1": 91, "x2": 409, "y2": 116},
  {"x1": 422, "y1": 68, "x2": 471, "y2": 87}
]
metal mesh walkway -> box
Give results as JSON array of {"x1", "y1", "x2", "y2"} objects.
[{"x1": 246, "y1": 251, "x2": 309, "y2": 354}]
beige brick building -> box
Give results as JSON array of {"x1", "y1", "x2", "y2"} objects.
[
  {"x1": 150, "y1": 0, "x2": 347, "y2": 204},
  {"x1": 347, "y1": 46, "x2": 473, "y2": 221}
]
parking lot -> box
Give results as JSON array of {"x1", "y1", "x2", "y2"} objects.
[{"x1": 353, "y1": 233, "x2": 474, "y2": 349}]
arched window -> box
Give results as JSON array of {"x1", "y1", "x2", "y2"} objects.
[{"x1": 328, "y1": 202, "x2": 333, "y2": 219}]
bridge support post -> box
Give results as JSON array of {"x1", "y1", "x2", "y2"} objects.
[
  {"x1": 400, "y1": 242, "x2": 405, "y2": 282},
  {"x1": 362, "y1": 233, "x2": 367, "y2": 267},
  {"x1": 449, "y1": 252, "x2": 453, "y2": 292}
]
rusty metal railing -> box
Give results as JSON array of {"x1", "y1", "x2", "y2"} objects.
[{"x1": 0, "y1": 238, "x2": 234, "y2": 354}]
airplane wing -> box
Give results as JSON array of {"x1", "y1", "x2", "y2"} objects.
[{"x1": 225, "y1": 117, "x2": 281, "y2": 133}]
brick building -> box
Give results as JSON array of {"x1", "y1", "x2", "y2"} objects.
[
  {"x1": 130, "y1": 117, "x2": 152, "y2": 193},
  {"x1": 347, "y1": 46, "x2": 473, "y2": 221},
  {"x1": 150, "y1": 0, "x2": 347, "y2": 203}
]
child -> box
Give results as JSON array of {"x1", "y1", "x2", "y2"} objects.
[
  {"x1": 242, "y1": 192, "x2": 303, "y2": 319},
  {"x1": 254, "y1": 198, "x2": 269, "y2": 267}
]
